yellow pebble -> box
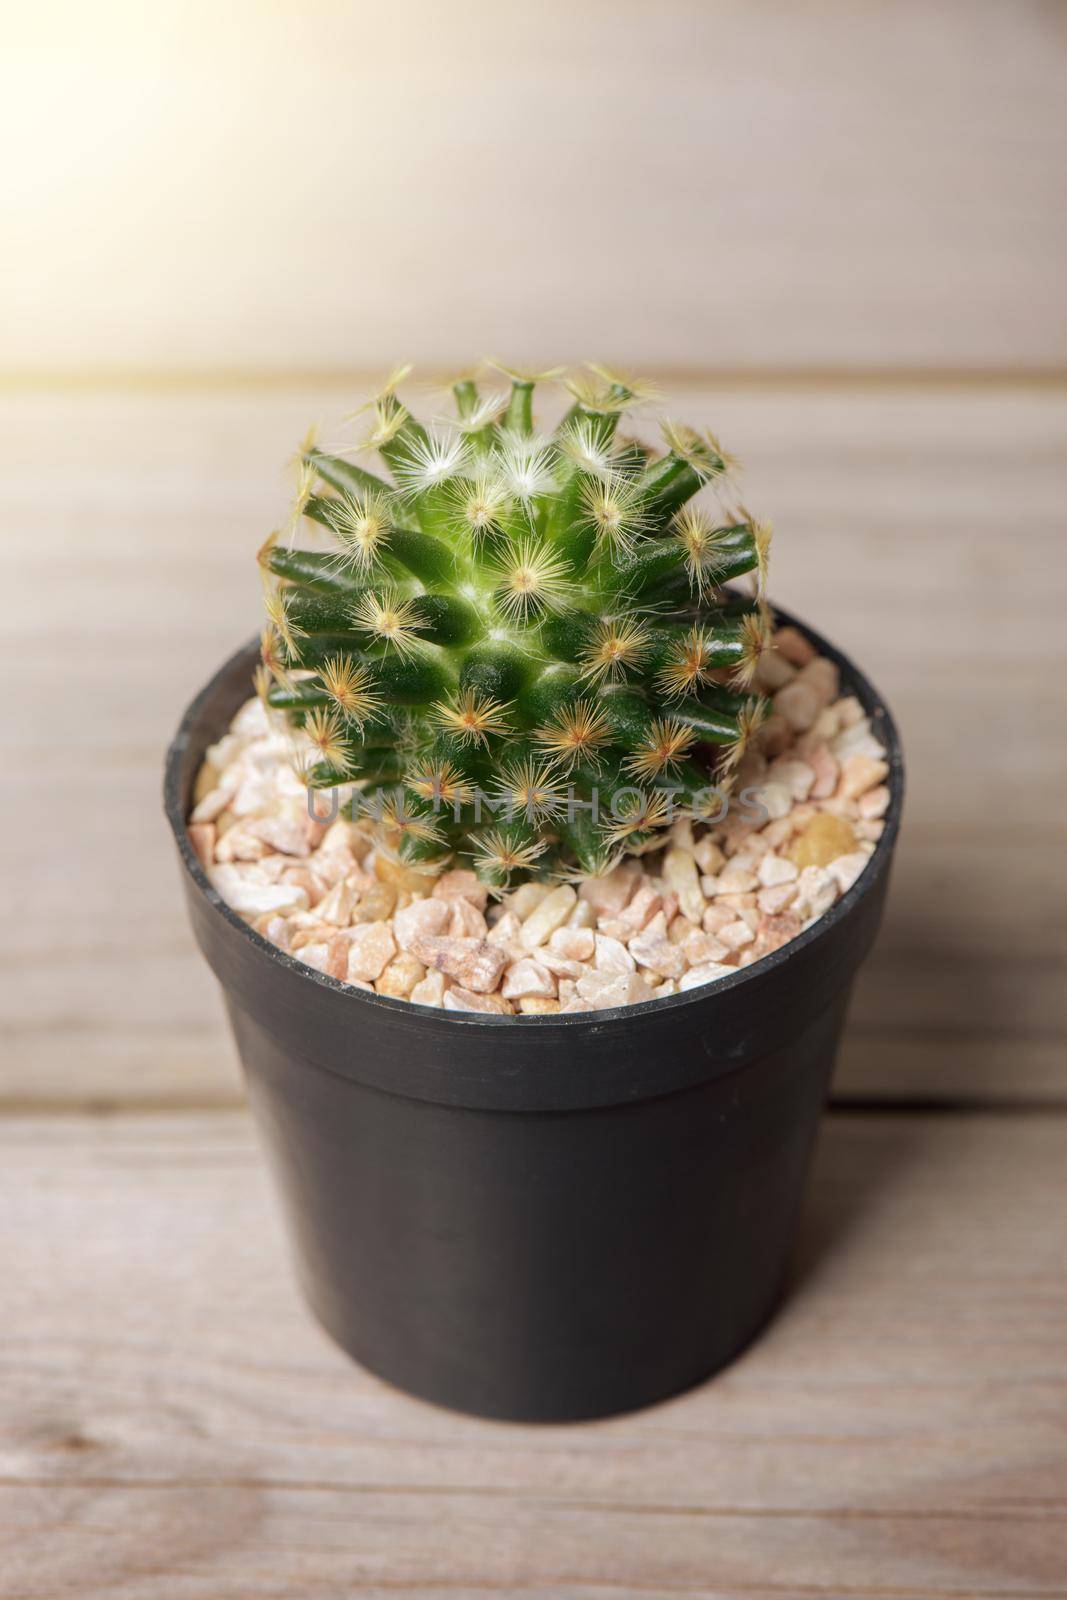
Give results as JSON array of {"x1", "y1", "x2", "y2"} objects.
[
  {"x1": 787, "y1": 813, "x2": 857, "y2": 870},
  {"x1": 353, "y1": 880, "x2": 398, "y2": 923},
  {"x1": 373, "y1": 853, "x2": 436, "y2": 895}
]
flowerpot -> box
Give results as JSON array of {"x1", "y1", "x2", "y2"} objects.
[{"x1": 165, "y1": 609, "x2": 903, "y2": 1421}]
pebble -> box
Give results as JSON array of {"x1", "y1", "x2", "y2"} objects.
[
  {"x1": 244, "y1": 814, "x2": 312, "y2": 857},
  {"x1": 662, "y1": 847, "x2": 705, "y2": 924},
  {"x1": 409, "y1": 970, "x2": 446, "y2": 1008},
  {"x1": 192, "y1": 759, "x2": 220, "y2": 805},
  {"x1": 716, "y1": 891, "x2": 758, "y2": 914},
  {"x1": 376, "y1": 953, "x2": 427, "y2": 999},
  {"x1": 768, "y1": 759, "x2": 815, "y2": 802},
  {"x1": 807, "y1": 742, "x2": 839, "y2": 799},
  {"x1": 683, "y1": 930, "x2": 730, "y2": 965},
  {"x1": 371, "y1": 852, "x2": 436, "y2": 895},
  {"x1": 280, "y1": 867, "x2": 322, "y2": 906},
  {"x1": 214, "y1": 825, "x2": 269, "y2": 863},
  {"x1": 549, "y1": 926, "x2": 595, "y2": 962},
  {"x1": 486, "y1": 909, "x2": 523, "y2": 949},
  {"x1": 820, "y1": 794, "x2": 859, "y2": 820},
  {"x1": 509, "y1": 881, "x2": 549, "y2": 920},
  {"x1": 575, "y1": 971, "x2": 655, "y2": 1010},
  {"x1": 628, "y1": 927, "x2": 686, "y2": 979},
  {"x1": 231, "y1": 768, "x2": 286, "y2": 812},
  {"x1": 796, "y1": 656, "x2": 839, "y2": 706},
  {"x1": 756, "y1": 650, "x2": 797, "y2": 691},
  {"x1": 595, "y1": 933, "x2": 637, "y2": 974},
  {"x1": 759, "y1": 817, "x2": 794, "y2": 850},
  {"x1": 187, "y1": 822, "x2": 216, "y2": 868},
  {"x1": 773, "y1": 681, "x2": 820, "y2": 732},
  {"x1": 795, "y1": 865, "x2": 838, "y2": 918},
  {"x1": 312, "y1": 847, "x2": 362, "y2": 891},
  {"x1": 444, "y1": 986, "x2": 512, "y2": 1014},
  {"x1": 578, "y1": 861, "x2": 640, "y2": 914},
  {"x1": 520, "y1": 884, "x2": 577, "y2": 949},
  {"x1": 537, "y1": 949, "x2": 585, "y2": 980},
  {"x1": 315, "y1": 876, "x2": 360, "y2": 927},
  {"x1": 702, "y1": 903, "x2": 736, "y2": 935},
  {"x1": 787, "y1": 813, "x2": 858, "y2": 870},
  {"x1": 719, "y1": 920, "x2": 756, "y2": 951},
  {"x1": 758, "y1": 714, "x2": 794, "y2": 758},
  {"x1": 758, "y1": 853, "x2": 798, "y2": 887},
  {"x1": 859, "y1": 785, "x2": 890, "y2": 819},
  {"x1": 502, "y1": 958, "x2": 556, "y2": 1000},
  {"x1": 756, "y1": 781, "x2": 793, "y2": 822},
  {"x1": 253, "y1": 912, "x2": 291, "y2": 952},
  {"x1": 774, "y1": 626, "x2": 816, "y2": 666},
  {"x1": 679, "y1": 962, "x2": 736, "y2": 992},
  {"x1": 752, "y1": 910, "x2": 804, "y2": 958},
  {"x1": 828, "y1": 851, "x2": 870, "y2": 893},
  {"x1": 432, "y1": 869, "x2": 489, "y2": 911},
  {"x1": 832, "y1": 720, "x2": 885, "y2": 763},
  {"x1": 449, "y1": 898, "x2": 489, "y2": 939},
  {"x1": 715, "y1": 863, "x2": 759, "y2": 895},
  {"x1": 190, "y1": 773, "x2": 240, "y2": 824},
  {"x1": 693, "y1": 837, "x2": 726, "y2": 875},
  {"x1": 394, "y1": 896, "x2": 451, "y2": 951},
  {"x1": 288, "y1": 914, "x2": 330, "y2": 948},
  {"x1": 207, "y1": 865, "x2": 309, "y2": 918},
  {"x1": 359, "y1": 880, "x2": 402, "y2": 923},
  {"x1": 300, "y1": 937, "x2": 349, "y2": 981},
  {"x1": 318, "y1": 818, "x2": 359, "y2": 857},
  {"x1": 566, "y1": 899, "x2": 597, "y2": 931},
  {"x1": 757, "y1": 882, "x2": 798, "y2": 915},
  {"x1": 409, "y1": 934, "x2": 508, "y2": 994},
  {"x1": 346, "y1": 921, "x2": 397, "y2": 982},
  {"x1": 670, "y1": 816, "x2": 695, "y2": 850},
  {"x1": 839, "y1": 754, "x2": 889, "y2": 801},
  {"x1": 617, "y1": 884, "x2": 663, "y2": 935}
]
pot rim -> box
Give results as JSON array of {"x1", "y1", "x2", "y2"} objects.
[{"x1": 164, "y1": 601, "x2": 904, "y2": 1033}]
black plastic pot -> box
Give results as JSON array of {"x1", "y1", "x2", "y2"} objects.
[{"x1": 165, "y1": 610, "x2": 903, "y2": 1422}]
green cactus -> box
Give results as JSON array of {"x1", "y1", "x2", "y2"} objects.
[{"x1": 258, "y1": 364, "x2": 772, "y2": 885}]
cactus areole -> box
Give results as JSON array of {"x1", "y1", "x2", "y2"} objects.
[{"x1": 258, "y1": 365, "x2": 773, "y2": 887}]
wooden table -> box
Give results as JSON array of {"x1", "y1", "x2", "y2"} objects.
[{"x1": 3, "y1": 380, "x2": 1066, "y2": 1596}]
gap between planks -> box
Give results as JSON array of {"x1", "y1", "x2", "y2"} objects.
[
  {"x1": 2, "y1": 366, "x2": 1067, "y2": 395},
  {"x1": 3, "y1": 1476, "x2": 1067, "y2": 1520}
]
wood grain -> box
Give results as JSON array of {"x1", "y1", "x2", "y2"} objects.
[
  {"x1": 4, "y1": 0, "x2": 1067, "y2": 374},
  {"x1": 3, "y1": 382, "x2": 1064, "y2": 1106},
  {"x1": 2, "y1": 1111, "x2": 1065, "y2": 1597}
]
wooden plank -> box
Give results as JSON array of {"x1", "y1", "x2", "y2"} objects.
[
  {"x1": 1, "y1": 1111, "x2": 1066, "y2": 1597},
  {"x1": 1, "y1": 383, "x2": 1065, "y2": 1108},
  {"x1": 4, "y1": 0, "x2": 1067, "y2": 374}
]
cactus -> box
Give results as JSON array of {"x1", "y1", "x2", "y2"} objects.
[{"x1": 258, "y1": 364, "x2": 772, "y2": 885}]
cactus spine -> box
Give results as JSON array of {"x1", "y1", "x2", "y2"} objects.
[{"x1": 259, "y1": 365, "x2": 772, "y2": 885}]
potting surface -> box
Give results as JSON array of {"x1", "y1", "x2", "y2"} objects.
[{"x1": 4, "y1": 380, "x2": 1066, "y2": 1596}]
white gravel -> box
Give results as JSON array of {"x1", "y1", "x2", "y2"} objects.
[{"x1": 190, "y1": 629, "x2": 890, "y2": 1014}]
